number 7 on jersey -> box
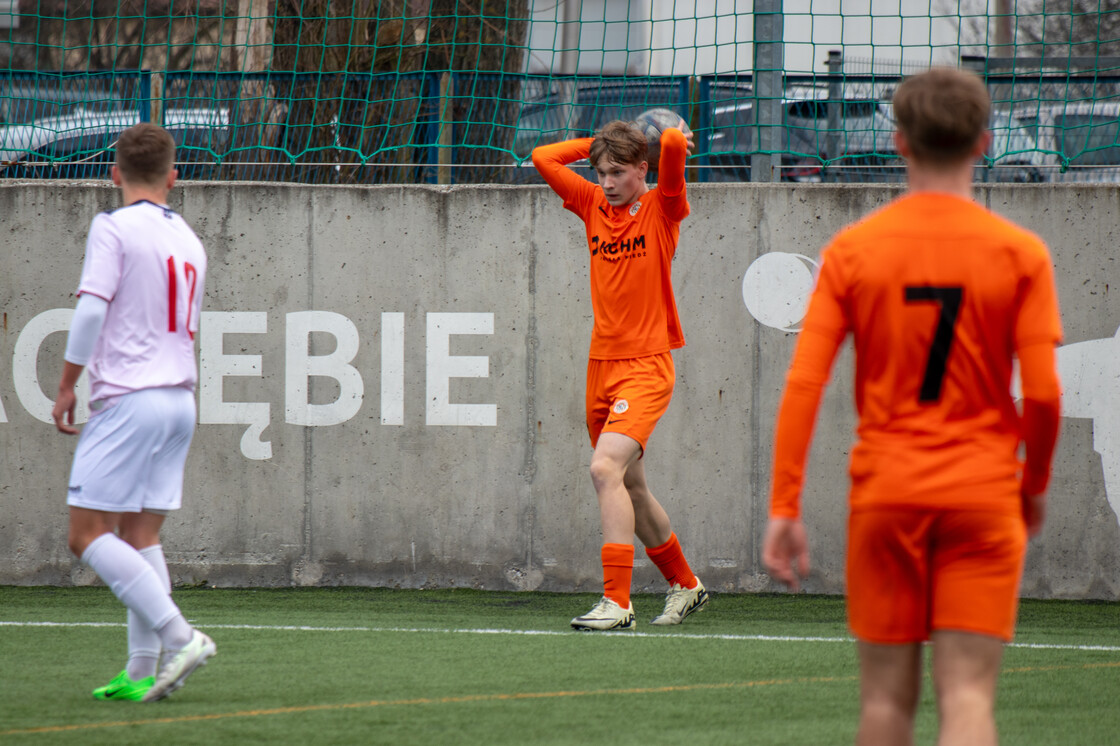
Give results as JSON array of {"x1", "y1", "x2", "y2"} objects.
[{"x1": 904, "y1": 285, "x2": 964, "y2": 403}]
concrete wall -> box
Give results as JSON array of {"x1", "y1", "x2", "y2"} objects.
[{"x1": 1, "y1": 181, "x2": 1117, "y2": 599}]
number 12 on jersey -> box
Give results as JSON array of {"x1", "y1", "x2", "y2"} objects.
[{"x1": 167, "y1": 256, "x2": 200, "y2": 338}]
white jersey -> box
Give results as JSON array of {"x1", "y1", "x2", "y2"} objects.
[{"x1": 77, "y1": 200, "x2": 207, "y2": 403}]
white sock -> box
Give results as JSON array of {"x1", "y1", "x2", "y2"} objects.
[
  {"x1": 157, "y1": 615, "x2": 194, "y2": 652},
  {"x1": 126, "y1": 545, "x2": 170, "y2": 680},
  {"x1": 82, "y1": 534, "x2": 192, "y2": 652}
]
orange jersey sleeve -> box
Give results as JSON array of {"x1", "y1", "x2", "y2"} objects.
[
  {"x1": 654, "y1": 127, "x2": 689, "y2": 205},
  {"x1": 531, "y1": 138, "x2": 598, "y2": 215},
  {"x1": 533, "y1": 130, "x2": 691, "y2": 360},
  {"x1": 769, "y1": 326, "x2": 846, "y2": 518},
  {"x1": 770, "y1": 192, "x2": 1063, "y2": 518},
  {"x1": 1017, "y1": 341, "x2": 1062, "y2": 495}
]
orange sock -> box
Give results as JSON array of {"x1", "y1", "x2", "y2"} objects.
[
  {"x1": 646, "y1": 532, "x2": 697, "y2": 589},
  {"x1": 601, "y1": 543, "x2": 634, "y2": 609}
]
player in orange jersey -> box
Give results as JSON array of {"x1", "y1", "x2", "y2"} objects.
[
  {"x1": 762, "y1": 68, "x2": 1062, "y2": 745},
  {"x1": 533, "y1": 119, "x2": 709, "y2": 630}
]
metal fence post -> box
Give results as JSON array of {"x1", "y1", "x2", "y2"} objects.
[
  {"x1": 139, "y1": 70, "x2": 152, "y2": 123},
  {"x1": 438, "y1": 71, "x2": 452, "y2": 185},
  {"x1": 751, "y1": 0, "x2": 784, "y2": 183},
  {"x1": 693, "y1": 75, "x2": 710, "y2": 183},
  {"x1": 424, "y1": 72, "x2": 440, "y2": 184},
  {"x1": 961, "y1": 55, "x2": 991, "y2": 182},
  {"x1": 826, "y1": 50, "x2": 842, "y2": 178}
]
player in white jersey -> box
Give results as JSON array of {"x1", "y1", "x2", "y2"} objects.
[{"x1": 52, "y1": 123, "x2": 216, "y2": 703}]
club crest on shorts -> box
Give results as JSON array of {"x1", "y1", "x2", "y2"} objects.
[
  {"x1": 612, "y1": 399, "x2": 629, "y2": 414},
  {"x1": 629, "y1": 202, "x2": 642, "y2": 216}
]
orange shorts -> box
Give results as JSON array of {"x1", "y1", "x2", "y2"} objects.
[
  {"x1": 585, "y1": 353, "x2": 675, "y2": 451},
  {"x1": 846, "y1": 506, "x2": 1027, "y2": 643}
]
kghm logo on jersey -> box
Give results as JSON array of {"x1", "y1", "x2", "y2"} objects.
[{"x1": 590, "y1": 234, "x2": 648, "y2": 261}]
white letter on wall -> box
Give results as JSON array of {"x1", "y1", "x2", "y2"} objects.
[
  {"x1": 13, "y1": 309, "x2": 89, "y2": 424},
  {"x1": 199, "y1": 311, "x2": 272, "y2": 460},
  {"x1": 381, "y1": 312, "x2": 404, "y2": 425},
  {"x1": 285, "y1": 311, "x2": 364, "y2": 426},
  {"x1": 426, "y1": 312, "x2": 496, "y2": 426}
]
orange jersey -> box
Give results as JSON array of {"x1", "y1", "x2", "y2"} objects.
[
  {"x1": 532, "y1": 132, "x2": 690, "y2": 359},
  {"x1": 771, "y1": 192, "x2": 1062, "y2": 517}
]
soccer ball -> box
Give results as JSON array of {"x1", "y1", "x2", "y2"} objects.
[{"x1": 634, "y1": 108, "x2": 691, "y2": 171}]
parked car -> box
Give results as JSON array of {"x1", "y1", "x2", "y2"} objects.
[
  {"x1": 0, "y1": 79, "x2": 125, "y2": 125},
  {"x1": 0, "y1": 108, "x2": 231, "y2": 179},
  {"x1": 831, "y1": 103, "x2": 1044, "y2": 184},
  {"x1": 1013, "y1": 101, "x2": 1120, "y2": 183},
  {"x1": 705, "y1": 94, "x2": 895, "y2": 183}
]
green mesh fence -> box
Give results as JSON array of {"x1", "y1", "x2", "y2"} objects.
[{"x1": 1, "y1": 1, "x2": 1119, "y2": 184}]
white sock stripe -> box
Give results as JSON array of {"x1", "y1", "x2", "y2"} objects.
[
  {"x1": 127, "y1": 647, "x2": 161, "y2": 658},
  {"x1": 112, "y1": 567, "x2": 152, "y2": 601},
  {"x1": 1, "y1": 620, "x2": 1117, "y2": 652}
]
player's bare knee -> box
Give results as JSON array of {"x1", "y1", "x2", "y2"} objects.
[
  {"x1": 67, "y1": 528, "x2": 101, "y2": 558},
  {"x1": 588, "y1": 456, "x2": 624, "y2": 492},
  {"x1": 935, "y1": 680, "x2": 996, "y2": 714},
  {"x1": 862, "y1": 692, "x2": 919, "y2": 724}
]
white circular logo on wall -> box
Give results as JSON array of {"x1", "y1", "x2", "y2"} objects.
[
  {"x1": 742, "y1": 252, "x2": 820, "y2": 332},
  {"x1": 612, "y1": 400, "x2": 629, "y2": 414}
]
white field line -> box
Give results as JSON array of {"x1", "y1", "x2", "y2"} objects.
[{"x1": 2, "y1": 620, "x2": 1119, "y2": 652}]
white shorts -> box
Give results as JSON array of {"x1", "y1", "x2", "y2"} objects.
[{"x1": 67, "y1": 387, "x2": 196, "y2": 513}]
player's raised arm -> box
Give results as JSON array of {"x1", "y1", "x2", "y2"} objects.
[
  {"x1": 656, "y1": 127, "x2": 691, "y2": 222},
  {"x1": 531, "y1": 138, "x2": 597, "y2": 206}
]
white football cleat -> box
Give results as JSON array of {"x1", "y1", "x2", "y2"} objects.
[
  {"x1": 142, "y1": 629, "x2": 216, "y2": 702},
  {"x1": 570, "y1": 596, "x2": 636, "y2": 631},
  {"x1": 650, "y1": 579, "x2": 709, "y2": 625}
]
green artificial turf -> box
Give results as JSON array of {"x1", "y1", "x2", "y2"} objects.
[{"x1": 1, "y1": 587, "x2": 1116, "y2": 745}]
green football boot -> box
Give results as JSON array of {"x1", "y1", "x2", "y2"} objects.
[{"x1": 92, "y1": 670, "x2": 154, "y2": 701}]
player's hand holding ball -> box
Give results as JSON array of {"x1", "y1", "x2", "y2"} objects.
[{"x1": 635, "y1": 108, "x2": 695, "y2": 170}]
